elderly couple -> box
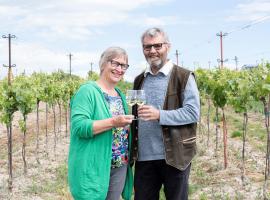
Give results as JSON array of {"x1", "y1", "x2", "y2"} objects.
[{"x1": 68, "y1": 27, "x2": 200, "y2": 200}]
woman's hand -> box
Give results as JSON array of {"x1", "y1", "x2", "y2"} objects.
[
  {"x1": 112, "y1": 115, "x2": 134, "y2": 127},
  {"x1": 93, "y1": 115, "x2": 133, "y2": 135}
]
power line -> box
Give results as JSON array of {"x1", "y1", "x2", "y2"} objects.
[
  {"x1": 183, "y1": 15, "x2": 270, "y2": 58},
  {"x1": 227, "y1": 15, "x2": 270, "y2": 35}
]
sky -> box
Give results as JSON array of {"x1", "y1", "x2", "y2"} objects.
[{"x1": 0, "y1": 0, "x2": 270, "y2": 82}]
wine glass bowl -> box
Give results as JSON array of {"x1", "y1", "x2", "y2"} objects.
[
  {"x1": 136, "y1": 90, "x2": 146, "y2": 106},
  {"x1": 126, "y1": 89, "x2": 146, "y2": 120},
  {"x1": 126, "y1": 90, "x2": 137, "y2": 107}
]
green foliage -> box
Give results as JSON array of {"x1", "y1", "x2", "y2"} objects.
[
  {"x1": 227, "y1": 70, "x2": 254, "y2": 113},
  {"x1": 196, "y1": 68, "x2": 213, "y2": 98},
  {"x1": 0, "y1": 80, "x2": 18, "y2": 125},
  {"x1": 86, "y1": 70, "x2": 132, "y2": 93},
  {"x1": 189, "y1": 184, "x2": 201, "y2": 196},
  {"x1": 249, "y1": 63, "x2": 270, "y2": 102},
  {"x1": 196, "y1": 63, "x2": 270, "y2": 114},
  {"x1": 199, "y1": 192, "x2": 208, "y2": 200},
  {"x1": 212, "y1": 114, "x2": 221, "y2": 122},
  {"x1": 19, "y1": 119, "x2": 26, "y2": 132},
  {"x1": 13, "y1": 75, "x2": 36, "y2": 116},
  {"x1": 0, "y1": 71, "x2": 83, "y2": 132},
  {"x1": 116, "y1": 79, "x2": 132, "y2": 94},
  {"x1": 231, "y1": 130, "x2": 242, "y2": 138},
  {"x1": 87, "y1": 70, "x2": 99, "y2": 81}
]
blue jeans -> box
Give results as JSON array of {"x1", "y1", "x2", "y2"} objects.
[{"x1": 134, "y1": 160, "x2": 191, "y2": 200}]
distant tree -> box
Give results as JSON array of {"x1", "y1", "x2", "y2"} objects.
[
  {"x1": 87, "y1": 70, "x2": 99, "y2": 81},
  {"x1": 116, "y1": 79, "x2": 132, "y2": 94}
]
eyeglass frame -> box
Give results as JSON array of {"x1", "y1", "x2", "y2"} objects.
[
  {"x1": 109, "y1": 60, "x2": 129, "y2": 70},
  {"x1": 142, "y1": 42, "x2": 168, "y2": 51}
]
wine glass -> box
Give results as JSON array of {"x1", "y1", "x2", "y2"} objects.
[
  {"x1": 126, "y1": 90, "x2": 137, "y2": 107},
  {"x1": 136, "y1": 90, "x2": 146, "y2": 106},
  {"x1": 136, "y1": 90, "x2": 146, "y2": 121},
  {"x1": 126, "y1": 90, "x2": 138, "y2": 120}
]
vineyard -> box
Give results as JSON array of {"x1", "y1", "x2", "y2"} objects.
[{"x1": 1, "y1": 63, "x2": 270, "y2": 200}]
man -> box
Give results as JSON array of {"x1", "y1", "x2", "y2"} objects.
[{"x1": 131, "y1": 27, "x2": 200, "y2": 200}]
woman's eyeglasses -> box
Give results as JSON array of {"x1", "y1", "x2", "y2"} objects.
[{"x1": 110, "y1": 60, "x2": 129, "y2": 70}]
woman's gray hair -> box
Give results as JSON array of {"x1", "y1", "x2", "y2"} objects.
[
  {"x1": 141, "y1": 27, "x2": 170, "y2": 44},
  {"x1": 99, "y1": 46, "x2": 128, "y2": 74}
]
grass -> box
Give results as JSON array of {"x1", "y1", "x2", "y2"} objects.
[
  {"x1": 198, "y1": 192, "x2": 208, "y2": 200},
  {"x1": 231, "y1": 130, "x2": 242, "y2": 138},
  {"x1": 43, "y1": 104, "x2": 269, "y2": 199},
  {"x1": 3, "y1": 99, "x2": 269, "y2": 200},
  {"x1": 26, "y1": 163, "x2": 72, "y2": 199}
]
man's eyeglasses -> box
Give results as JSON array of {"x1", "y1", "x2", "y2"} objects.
[
  {"x1": 143, "y1": 43, "x2": 167, "y2": 51},
  {"x1": 110, "y1": 60, "x2": 129, "y2": 70}
]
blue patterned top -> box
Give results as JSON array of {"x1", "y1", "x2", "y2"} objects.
[{"x1": 104, "y1": 92, "x2": 129, "y2": 168}]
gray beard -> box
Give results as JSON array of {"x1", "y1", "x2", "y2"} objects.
[{"x1": 146, "y1": 58, "x2": 163, "y2": 69}]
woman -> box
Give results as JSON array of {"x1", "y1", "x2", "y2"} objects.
[{"x1": 68, "y1": 47, "x2": 134, "y2": 200}]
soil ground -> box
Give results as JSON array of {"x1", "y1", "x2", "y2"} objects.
[{"x1": 0, "y1": 103, "x2": 270, "y2": 200}]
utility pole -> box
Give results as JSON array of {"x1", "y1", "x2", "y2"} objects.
[
  {"x1": 217, "y1": 59, "x2": 221, "y2": 68},
  {"x1": 2, "y1": 34, "x2": 16, "y2": 85},
  {"x1": 208, "y1": 61, "x2": 211, "y2": 70},
  {"x1": 90, "y1": 62, "x2": 93, "y2": 79},
  {"x1": 2, "y1": 33, "x2": 16, "y2": 191},
  {"x1": 67, "y1": 53, "x2": 73, "y2": 76},
  {"x1": 175, "y1": 50, "x2": 179, "y2": 65},
  {"x1": 216, "y1": 31, "x2": 228, "y2": 69},
  {"x1": 233, "y1": 56, "x2": 238, "y2": 70},
  {"x1": 193, "y1": 61, "x2": 199, "y2": 71}
]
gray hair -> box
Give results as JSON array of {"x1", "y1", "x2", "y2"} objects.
[
  {"x1": 99, "y1": 46, "x2": 128, "y2": 74},
  {"x1": 141, "y1": 27, "x2": 170, "y2": 44}
]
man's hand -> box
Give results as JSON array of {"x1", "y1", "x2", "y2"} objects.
[
  {"x1": 138, "y1": 105, "x2": 160, "y2": 121},
  {"x1": 112, "y1": 115, "x2": 134, "y2": 127}
]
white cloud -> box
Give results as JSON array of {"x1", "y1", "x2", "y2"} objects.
[
  {"x1": 13, "y1": 10, "x2": 129, "y2": 41},
  {"x1": 228, "y1": 0, "x2": 270, "y2": 21},
  {"x1": 237, "y1": 0, "x2": 270, "y2": 13},
  {"x1": 136, "y1": 16, "x2": 178, "y2": 27},
  {"x1": 47, "y1": 0, "x2": 171, "y2": 12},
  {"x1": 130, "y1": 15, "x2": 196, "y2": 27},
  {"x1": 12, "y1": 43, "x2": 67, "y2": 73},
  {"x1": 0, "y1": 0, "x2": 172, "y2": 41},
  {"x1": 0, "y1": 0, "x2": 174, "y2": 80},
  {"x1": 0, "y1": 5, "x2": 26, "y2": 16},
  {"x1": 0, "y1": 42, "x2": 101, "y2": 77}
]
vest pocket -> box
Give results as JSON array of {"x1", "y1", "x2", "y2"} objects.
[{"x1": 180, "y1": 137, "x2": 196, "y2": 145}]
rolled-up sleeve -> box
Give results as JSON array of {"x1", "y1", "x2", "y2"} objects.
[
  {"x1": 71, "y1": 87, "x2": 94, "y2": 138},
  {"x1": 159, "y1": 74, "x2": 200, "y2": 125}
]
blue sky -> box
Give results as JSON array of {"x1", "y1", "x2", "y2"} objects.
[{"x1": 0, "y1": 0, "x2": 270, "y2": 81}]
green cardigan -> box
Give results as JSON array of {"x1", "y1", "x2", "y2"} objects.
[{"x1": 68, "y1": 81, "x2": 133, "y2": 200}]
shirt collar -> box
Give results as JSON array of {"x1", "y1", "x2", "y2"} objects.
[{"x1": 144, "y1": 60, "x2": 174, "y2": 77}]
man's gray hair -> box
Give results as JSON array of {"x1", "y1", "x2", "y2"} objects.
[
  {"x1": 99, "y1": 46, "x2": 128, "y2": 74},
  {"x1": 141, "y1": 27, "x2": 170, "y2": 44}
]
